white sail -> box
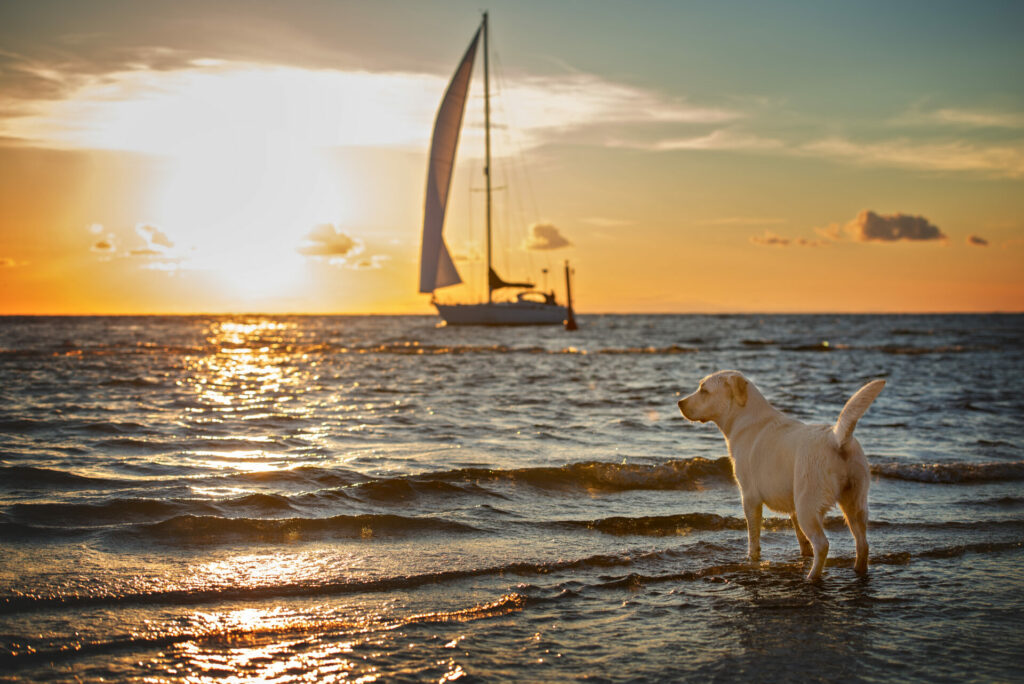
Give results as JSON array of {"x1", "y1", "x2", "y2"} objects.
[{"x1": 419, "y1": 28, "x2": 481, "y2": 294}]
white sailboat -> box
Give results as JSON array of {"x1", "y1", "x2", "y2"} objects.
[{"x1": 419, "y1": 12, "x2": 574, "y2": 326}]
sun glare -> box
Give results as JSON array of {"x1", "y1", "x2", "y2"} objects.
[{"x1": 3, "y1": 63, "x2": 436, "y2": 300}]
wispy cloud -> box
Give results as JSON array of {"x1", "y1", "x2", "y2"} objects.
[
  {"x1": 897, "y1": 106, "x2": 1024, "y2": 130},
  {"x1": 967, "y1": 234, "x2": 989, "y2": 247},
  {"x1": 700, "y1": 217, "x2": 787, "y2": 226},
  {"x1": 0, "y1": 59, "x2": 739, "y2": 157},
  {"x1": 580, "y1": 216, "x2": 635, "y2": 228},
  {"x1": 647, "y1": 129, "x2": 783, "y2": 152},
  {"x1": 749, "y1": 231, "x2": 825, "y2": 248},
  {"x1": 799, "y1": 137, "x2": 1024, "y2": 179},
  {"x1": 610, "y1": 128, "x2": 781, "y2": 153}
]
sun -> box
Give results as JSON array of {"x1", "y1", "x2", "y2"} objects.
[
  {"x1": 7, "y1": 62, "x2": 399, "y2": 302},
  {"x1": 150, "y1": 139, "x2": 341, "y2": 300}
]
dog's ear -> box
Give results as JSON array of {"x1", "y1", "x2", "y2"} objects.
[{"x1": 729, "y1": 375, "x2": 748, "y2": 407}]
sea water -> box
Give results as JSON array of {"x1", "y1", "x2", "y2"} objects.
[{"x1": 1, "y1": 314, "x2": 1022, "y2": 682}]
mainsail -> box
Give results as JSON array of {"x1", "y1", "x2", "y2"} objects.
[{"x1": 419, "y1": 28, "x2": 481, "y2": 294}]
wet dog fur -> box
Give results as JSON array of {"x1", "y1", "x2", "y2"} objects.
[{"x1": 678, "y1": 370, "x2": 885, "y2": 579}]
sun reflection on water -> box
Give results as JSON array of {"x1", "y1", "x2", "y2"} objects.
[
  {"x1": 137, "y1": 593, "x2": 523, "y2": 682},
  {"x1": 184, "y1": 319, "x2": 311, "y2": 418}
]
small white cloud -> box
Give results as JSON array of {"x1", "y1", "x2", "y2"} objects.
[
  {"x1": 135, "y1": 223, "x2": 174, "y2": 249},
  {"x1": 523, "y1": 223, "x2": 571, "y2": 251}
]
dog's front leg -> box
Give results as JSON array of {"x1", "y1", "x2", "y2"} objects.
[{"x1": 742, "y1": 496, "x2": 762, "y2": 562}]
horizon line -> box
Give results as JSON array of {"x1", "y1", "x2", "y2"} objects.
[{"x1": 2, "y1": 310, "x2": 1022, "y2": 317}]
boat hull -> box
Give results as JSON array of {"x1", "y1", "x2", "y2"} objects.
[{"x1": 435, "y1": 301, "x2": 567, "y2": 326}]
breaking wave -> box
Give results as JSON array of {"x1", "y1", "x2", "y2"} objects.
[{"x1": 871, "y1": 461, "x2": 1024, "y2": 484}]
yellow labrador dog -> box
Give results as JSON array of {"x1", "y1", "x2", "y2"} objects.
[{"x1": 678, "y1": 370, "x2": 884, "y2": 580}]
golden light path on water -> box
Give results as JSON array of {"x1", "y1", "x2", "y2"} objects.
[{"x1": 129, "y1": 319, "x2": 517, "y2": 681}]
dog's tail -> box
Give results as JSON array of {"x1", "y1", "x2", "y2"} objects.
[{"x1": 833, "y1": 380, "x2": 886, "y2": 446}]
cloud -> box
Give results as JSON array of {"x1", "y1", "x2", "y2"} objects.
[
  {"x1": 0, "y1": 257, "x2": 22, "y2": 267},
  {"x1": 297, "y1": 223, "x2": 360, "y2": 257},
  {"x1": 814, "y1": 223, "x2": 842, "y2": 241},
  {"x1": 0, "y1": 58, "x2": 740, "y2": 157},
  {"x1": 297, "y1": 223, "x2": 380, "y2": 267},
  {"x1": 966, "y1": 234, "x2": 989, "y2": 247},
  {"x1": 92, "y1": 238, "x2": 115, "y2": 253},
  {"x1": 749, "y1": 231, "x2": 825, "y2": 248},
  {"x1": 136, "y1": 223, "x2": 173, "y2": 249},
  {"x1": 348, "y1": 255, "x2": 390, "y2": 270},
  {"x1": 523, "y1": 223, "x2": 571, "y2": 251},
  {"x1": 702, "y1": 217, "x2": 786, "y2": 226},
  {"x1": 844, "y1": 210, "x2": 946, "y2": 243},
  {"x1": 643, "y1": 129, "x2": 784, "y2": 152},
  {"x1": 580, "y1": 216, "x2": 634, "y2": 228},
  {"x1": 919, "y1": 108, "x2": 1024, "y2": 130},
  {"x1": 800, "y1": 137, "x2": 1024, "y2": 179}
]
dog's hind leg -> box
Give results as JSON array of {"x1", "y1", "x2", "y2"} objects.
[
  {"x1": 839, "y1": 496, "x2": 869, "y2": 575},
  {"x1": 790, "y1": 513, "x2": 813, "y2": 556},
  {"x1": 742, "y1": 496, "x2": 763, "y2": 562},
  {"x1": 795, "y1": 503, "x2": 829, "y2": 580}
]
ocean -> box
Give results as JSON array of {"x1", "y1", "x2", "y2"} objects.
[{"x1": 1, "y1": 314, "x2": 1022, "y2": 682}]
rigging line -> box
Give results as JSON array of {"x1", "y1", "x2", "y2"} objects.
[
  {"x1": 490, "y1": 44, "x2": 543, "y2": 232},
  {"x1": 490, "y1": 39, "x2": 541, "y2": 283}
]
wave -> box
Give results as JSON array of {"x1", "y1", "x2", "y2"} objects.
[
  {"x1": 3, "y1": 457, "x2": 733, "y2": 499},
  {"x1": 593, "y1": 345, "x2": 698, "y2": 355},
  {"x1": 0, "y1": 548, "x2": 659, "y2": 616},
  {"x1": 132, "y1": 512, "x2": 476, "y2": 544},
  {"x1": 348, "y1": 478, "x2": 504, "y2": 503},
  {"x1": 5, "y1": 498, "x2": 210, "y2": 526},
  {"x1": 568, "y1": 540, "x2": 1024, "y2": 591},
  {"x1": 0, "y1": 592, "x2": 527, "y2": 663},
  {"x1": 424, "y1": 456, "x2": 734, "y2": 492},
  {"x1": 874, "y1": 344, "x2": 974, "y2": 355},
  {"x1": 5, "y1": 536, "x2": 1019, "y2": 621},
  {"x1": 560, "y1": 513, "x2": 1024, "y2": 537},
  {"x1": 871, "y1": 461, "x2": 1024, "y2": 484},
  {"x1": 0, "y1": 465, "x2": 135, "y2": 490}
]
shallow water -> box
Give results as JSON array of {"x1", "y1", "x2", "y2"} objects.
[{"x1": 1, "y1": 314, "x2": 1022, "y2": 682}]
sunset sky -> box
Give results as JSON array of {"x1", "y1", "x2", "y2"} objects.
[{"x1": 1, "y1": 0, "x2": 1022, "y2": 314}]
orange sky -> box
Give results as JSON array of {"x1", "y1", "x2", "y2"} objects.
[{"x1": 1, "y1": 1, "x2": 1023, "y2": 314}]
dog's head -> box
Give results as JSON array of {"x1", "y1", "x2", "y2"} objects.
[{"x1": 678, "y1": 370, "x2": 749, "y2": 424}]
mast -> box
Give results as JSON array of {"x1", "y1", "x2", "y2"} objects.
[{"x1": 483, "y1": 11, "x2": 493, "y2": 304}]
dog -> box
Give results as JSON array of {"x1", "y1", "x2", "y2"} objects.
[{"x1": 677, "y1": 370, "x2": 885, "y2": 580}]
